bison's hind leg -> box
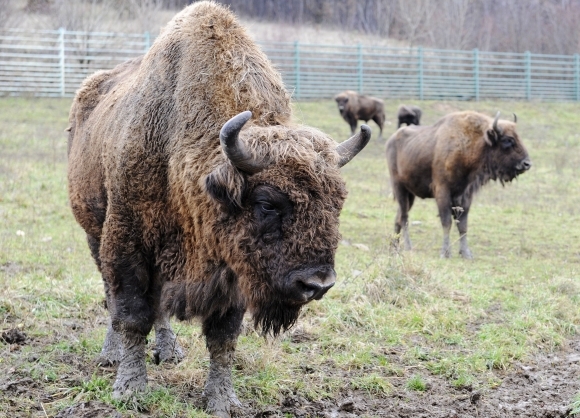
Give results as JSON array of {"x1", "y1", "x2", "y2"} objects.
[
  {"x1": 96, "y1": 279, "x2": 124, "y2": 366},
  {"x1": 96, "y1": 321, "x2": 123, "y2": 366},
  {"x1": 372, "y1": 114, "x2": 385, "y2": 141},
  {"x1": 436, "y1": 189, "x2": 453, "y2": 258},
  {"x1": 152, "y1": 313, "x2": 185, "y2": 364},
  {"x1": 393, "y1": 185, "x2": 415, "y2": 251}
]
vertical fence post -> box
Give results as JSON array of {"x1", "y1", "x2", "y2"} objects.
[
  {"x1": 294, "y1": 41, "x2": 300, "y2": 100},
  {"x1": 575, "y1": 53, "x2": 579, "y2": 102},
  {"x1": 59, "y1": 27, "x2": 65, "y2": 97},
  {"x1": 418, "y1": 46, "x2": 424, "y2": 100},
  {"x1": 357, "y1": 43, "x2": 363, "y2": 93},
  {"x1": 144, "y1": 31, "x2": 151, "y2": 52},
  {"x1": 525, "y1": 51, "x2": 531, "y2": 100},
  {"x1": 473, "y1": 48, "x2": 479, "y2": 101}
]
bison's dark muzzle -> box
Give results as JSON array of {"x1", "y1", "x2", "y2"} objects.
[
  {"x1": 516, "y1": 158, "x2": 532, "y2": 173},
  {"x1": 286, "y1": 267, "x2": 336, "y2": 304}
]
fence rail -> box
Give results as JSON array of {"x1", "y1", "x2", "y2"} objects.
[{"x1": 1, "y1": 28, "x2": 579, "y2": 101}]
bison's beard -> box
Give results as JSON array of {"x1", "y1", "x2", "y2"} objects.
[{"x1": 252, "y1": 299, "x2": 302, "y2": 337}]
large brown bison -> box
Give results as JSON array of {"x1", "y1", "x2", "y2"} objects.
[
  {"x1": 397, "y1": 104, "x2": 422, "y2": 128},
  {"x1": 67, "y1": 2, "x2": 370, "y2": 417},
  {"x1": 386, "y1": 111, "x2": 531, "y2": 259},
  {"x1": 334, "y1": 90, "x2": 385, "y2": 140}
]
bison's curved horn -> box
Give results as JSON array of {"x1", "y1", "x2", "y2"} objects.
[
  {"x1": 336, "y1": 124, "x2": 372, "y2": 167},
  {"x1": 513, "y1": 113, "x2": 517, "y2": 123},
  {"x1": 220, "y1": 111, "x2": 264, "y2": 174},
  {"x1": 493, "y1": 111, "x2": 503, "y2": 134}
]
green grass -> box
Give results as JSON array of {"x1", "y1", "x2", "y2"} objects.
[
  {"x1": 405, "y1": 375, "x2": 428, "y2": 392},
  {"x1": 1, "y1": 97, "x2": 580, "y2": 416}
]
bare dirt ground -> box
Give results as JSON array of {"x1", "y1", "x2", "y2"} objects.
[{"x1": 2, "y1": 324, "x2": 579, "y2": 418}]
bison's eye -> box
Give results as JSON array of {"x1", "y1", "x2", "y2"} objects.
[
  {"x1": 257, "y1": 201, "x2": 277, "y2": 215},
  {"x1": 500, "y1": 137, "x2": 514, "y2": 149}
]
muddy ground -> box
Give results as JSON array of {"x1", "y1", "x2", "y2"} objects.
[{"x1": 2, "y1": 325, "x2": 579, "y2": 418}]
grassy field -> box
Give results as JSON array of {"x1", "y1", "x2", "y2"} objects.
[{"x1": 1, "y1": 97, "x2": 580, "y2": 417}]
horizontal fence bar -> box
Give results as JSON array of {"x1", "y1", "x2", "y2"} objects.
[{"x1": 1, "y1": 28, "x2": 579, "y2": 101}]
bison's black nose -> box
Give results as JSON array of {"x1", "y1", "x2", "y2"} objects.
[
  {"x1": 288, "y1": 268, "x2": 336, "y2": 303},
  {"x1": 517, "y1": 158, "x2": 532, "y2": 172}
]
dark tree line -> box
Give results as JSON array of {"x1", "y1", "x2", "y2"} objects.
[
  {"x1": 219, "y1": 0, "x2": 580, "y2": 55},
  {"x1": 16, "y1": 0, "x2": 580, "y2": 54}
]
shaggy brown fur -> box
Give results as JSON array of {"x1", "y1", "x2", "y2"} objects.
[
  {"x1": 67, "y1": 2, "x2": 369, "y2": 417},
  {"x1": 334, "y1": 90, "x2": 385, "y2": 139},
  {"x1": 386, "y1": 111, "x2": 531, "y2": 259},
  {"x1": 397, "y1": 104, "x2": 422, "y2": 128}
]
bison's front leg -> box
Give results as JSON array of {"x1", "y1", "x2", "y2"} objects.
[
  {"x1": 113, "y1": 332, "x2": 148, "y2": 398},
  {"x1": 100, "y1": 226, "x2": 155, "y2": 399},
  {"x1": 436, "y1": 190, "x2": 453, "y2": 258},
  {"x1": 454, "y1": 204, "x2": 473, "y2": 259},
  {"x1": 202, "y1": 305, "x2": 245, "y2": 418}
]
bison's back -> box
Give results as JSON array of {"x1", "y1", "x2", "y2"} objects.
[{"x1": 355, "y1": 95, "x2": 383, "y2": 119}]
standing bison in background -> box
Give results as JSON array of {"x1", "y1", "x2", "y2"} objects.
[
  {"x1": 397, "y1": 104, "x2": 422, "y2": 128},
  {"x1": 386, "y1": 111, "x2": 531, "y2": 259},
  {"x1": 334, "y1": 90, "x2": 385, "y2": 140},
  {"x1": 67, "y1": 2, "x2": 370, "y2": 417}
]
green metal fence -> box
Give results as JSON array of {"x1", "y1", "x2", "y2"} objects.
[
  {"x1": 260, "y1": 41, "x2": 580, "y2": 101},
  {"x1": 1, "y1": 28, "x2": 580, "y2": 101}
]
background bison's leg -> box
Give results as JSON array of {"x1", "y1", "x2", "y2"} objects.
[
  {"x1": 393, "y1": 185, "x2": 414, "y2": 250},
  {"x1": 347, "y1": 116, "x2": 358, "y2": 136},
  {"x1": 152, "y1": 311, "x2": 185, "y2": 364},
  {"x1": 202, "y1": 305, "x2": 245, "y2": 418},
  {"x1": 372, "y1": 114, "x2": 384, "y2": 140},
  {"x1": 435, "y1": 189, "x2": 453, "y2": 258}
]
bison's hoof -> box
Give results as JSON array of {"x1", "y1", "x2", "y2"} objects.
[
  {"x1": 153, "y1": 344, "x2": 185, "y2": 365},
  {"x1": 112, "y1": 375, "x2": 147, "y2": 400},
  {"x1": 153, "y1": 329, "x2": 186, "y2": 365},
  {"x1": 440, "y1": 249, "x2": 451, "y2": 258},
  {"x1": 204, "y1": 398, "x2": 231, "y2": 418},
  {"x1": 228, "y1": 391, "x2": 242, "y2": 408},
  {"x1": 95, "y1": 354, "x2": 120, "y2": 367},
  {"x1": 203, "y1": 388, "x2": 243, "y2": 418},
  {"x1": 460, "y1": 249, "x2": 473, "y2": 260}
]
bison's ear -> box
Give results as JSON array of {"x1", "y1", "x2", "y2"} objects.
[
  {"x1": 205, "y1": 164, "x2": 246, "y2": 213},
  {"x1": 485, "y1": 129, "x2": 497, "y2": 146}
]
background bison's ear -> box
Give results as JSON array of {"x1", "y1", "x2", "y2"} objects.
[
  {"x1": 485, "y1": 129, "x2": 498, "y2": 146},
  {"x1": 205, "y1": 164, "x2": 246, "y2": 213}
]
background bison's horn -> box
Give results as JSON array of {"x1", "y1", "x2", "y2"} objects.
[
  {"x1": 220, "y1": 111, "x2": 264, "y2": 174},
  {"x1": 336, "y1": 124, "x2": 372, "y2": 167},
  {"x1": 493, "y1": 111, "x2": 502, "y2": 134},
  {"x1": 513, "y1": 113, "x2": 517, "y2": 123}
]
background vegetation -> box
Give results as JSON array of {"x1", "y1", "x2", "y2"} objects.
[
  {"x1": 4, "y1": 0, "x2": 580, "y2": 54},
  {"x1": 1, "y1": 97, "x2": 579, "y2": 416}
]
